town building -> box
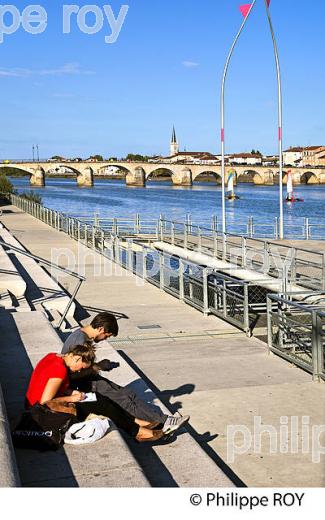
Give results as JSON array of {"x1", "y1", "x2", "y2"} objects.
[
  {"x1": 302, "y1": 146, "x2": 325, "y2": 167},
  {"x1": 283, "y1": 147, "x2": 304, "y2": 166},
  {"x1": 227, "y1": 153, "x2": 262, "y2": 166}
]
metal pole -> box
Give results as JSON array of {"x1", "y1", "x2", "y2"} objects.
[
  {"x1": 221, "y1": 1, "x2": 257, "y2": 236},
  {"x1": 264, "y1": 0, "x2": 284, "y2": 240}
]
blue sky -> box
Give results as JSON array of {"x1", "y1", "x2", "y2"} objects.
[{"x1": 1, "y1": 0, "x2": 324, "y2": 159}]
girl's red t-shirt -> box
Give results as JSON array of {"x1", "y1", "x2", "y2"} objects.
[{"x1": 26, "y1": 353, "x2": 69, "y2": 407}]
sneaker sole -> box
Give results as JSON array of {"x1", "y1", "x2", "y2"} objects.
[{"x1": 163, "y1": 416, "x2": 190, "y2": 437}]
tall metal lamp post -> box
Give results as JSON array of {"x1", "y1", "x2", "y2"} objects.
[
  {"x1": 263, "y1": 0, "x2": 284, "y2": 239},
  {"x1": 221, "y1": 0, "x2": 284, "y2": 240},
  {"x1": 221, "y1": 1, "x2": 257, "y2": 238}
]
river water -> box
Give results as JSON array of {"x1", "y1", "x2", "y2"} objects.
[{"x1": 9, "y1": 177, "x2": 325, "y2": 234}]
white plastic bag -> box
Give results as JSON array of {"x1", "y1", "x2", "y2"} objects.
[{"x1": 65, "y1": 418, "x2": 110, "y2": 445}]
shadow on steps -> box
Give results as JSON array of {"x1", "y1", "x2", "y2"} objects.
[{"x1": 0, "y1": 310, "x2": 78, "y2": 487}]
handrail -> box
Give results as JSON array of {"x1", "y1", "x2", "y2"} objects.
[
  {"x1": 0, "y1": 239, "x2": 85, "y2": 330},
  {"x1": 159, "y1": 218, "x2": 325, "y2": 256},
  {"x1": 267, "y1": 292, "x2": 325, "y2": 311}
]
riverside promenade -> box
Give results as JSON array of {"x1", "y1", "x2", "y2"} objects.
[{"x1": 1, "y1": 202, "x2": 325, "y2": 487}]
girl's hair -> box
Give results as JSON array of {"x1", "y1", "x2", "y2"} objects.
[{"x1": 69, "y1": 343, "x2": 96, "y2": 365}]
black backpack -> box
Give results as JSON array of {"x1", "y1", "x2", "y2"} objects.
[{"x1": 12, "y1": 403, "x2": 78, "y2": 451}]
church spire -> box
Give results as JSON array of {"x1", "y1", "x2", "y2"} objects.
[
  {"x1": 172, "y1": 126, "x2": 177, "y2": 144},
  {"x1": 170, "y1": 126, "x2": 179, "y2": 156}
]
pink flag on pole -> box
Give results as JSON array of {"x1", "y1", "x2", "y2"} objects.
[
  {"x1": 267, "y1": 0, "x2": 271, "y2": 7},
  {"x1": 239, "y1": 4, "x2": 252, "y2": 18}
]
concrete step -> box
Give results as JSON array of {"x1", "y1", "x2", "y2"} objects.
[
  {"x1": 0, "y1": 310, "x2": 149, "y2": 487},
  {"x1": 95, "y1": 342, "x2": 235, "y2": 487},
  {"x1": 0, "y1": 289, "x2": 31, "y2": 313},
  {"x1": 0, "y1": 244, "x2": 26, "y2": 298},
  {"x1": 40, "y1": 307, "x2": 80, "y2": 334},
  {"x1": 0, "y1": 290, "x2": 14, "y2": 310},
  {"x1": 0, "y1": 226, "x2": 75, "y2": 318}
]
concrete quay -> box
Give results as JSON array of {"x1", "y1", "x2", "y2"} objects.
[{"x1": 1, "y1": 202, "x2": 325, "y2": 487}]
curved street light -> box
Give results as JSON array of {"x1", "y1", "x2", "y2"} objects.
[
  {"x1": 221, "y1": 1, "x2": 257, "y2": 237},
  {"x1": 221, "y1": 1, "x2": 284, "y2": 240},
  {"x1": 263, "y1": 0, "x2": 284, "y2": 239}
]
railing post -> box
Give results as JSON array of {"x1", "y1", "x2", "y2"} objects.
[
  {"x1": 101, "y1": 230, "x2": 105, "y2": 252},
  {"x1": 222, "y1": 279, "x2": 227, "y2": 318},
  {"x1": 135, "y1": 213, "x2": 140, "y2": 234},
  {"x1": 198, "y1": 227, "x2": 202, "y2": 253},
  {"x1": 127, "y1": 239, "x2": 133, "y2": 272},
  {"x1": 159, "y1": 217, "x2": 164, "y2": 242},
  {"x1": 242, "y1": 236, "x2": 247, "y2": 268},
  {"x1": 244, "y1": 283, "x2": 250, "y2": 336},
  {"x1": 275, "y1": 217, "x2": 279, "y2": 240},
  {"x1": 184, "y1": 223, "x2": 188, "y2": 250},
  {"x1": 92, "y1": 226, "x2": 96, "y2": 250},
  {"x1": 203, "y1": 268, "x2": 209, "y2": 316},
  {"x1": 143, "y1": 249, "x2": 147, "y2": 280},
  {"x1": 266, "y1": 296, "x2": 273, "y2": 354},
  {"x1": 160, "y1": 253, "x2": 165, "y2": 290},
  {"x1": 222, "y1": 234, "x2": 227, "y2": 262},
  {"x1": 212, "y1": 215, "x2": 218, "y2": 233},
  {"x1": 85, "y1": 225, "x2": 88, "y2": 246},
  {"x1": 249, "y1": 217, "x2": 254, "y2": 238},
  {"x1": 322, "y1": 254, "x2": 325, "y2": 291},
  {"x1": 312, "y1": 311, "x2": 321, "y2": 382},
  {"x1": 171, "y1": 222, "x2": 175, "y2": 246},
  {"x1": 290, "y1": 247, "x2": 297, "y2": 285},
  {"x1": 281, "y1": 263, "x2": 289, "y2": 295},
  {"x1": 263, "y1": 242, "x2": 270, "y2": 274},
  {"x1": 179, "y1": 259, "x2": 184, "y2": 301},
  {"x1": 187, "y1": 214, "x2": 192, "y2": 234},
  {"x1": 113, "y1": 218, "x2": 118, "y2": 236},
  {"x1": 304, "y1": 217, "x2": 310, "y2": 240},
  {"x1": 213, "y1": 229, "x2": 218, "y2": 258}
]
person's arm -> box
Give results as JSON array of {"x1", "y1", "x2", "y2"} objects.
[{"x1": 40, "y1": 379, "x2": 85, "y2": 405}]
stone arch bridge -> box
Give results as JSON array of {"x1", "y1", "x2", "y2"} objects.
[{"x1": 2, "y1": 161, "x2": 325, "y2": 187}]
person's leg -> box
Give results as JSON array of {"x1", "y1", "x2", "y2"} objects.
[
  {"x1": 94, "y1": 378, "x2": 168, "y2": 424},
  {"x1": 76, "y1": 394, "x2": 163, "y2": 442}
]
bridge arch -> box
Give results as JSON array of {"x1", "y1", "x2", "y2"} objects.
[
  {"x1": 237, "y1": 169, "x2": 259, "y2": 183},
  {"x1": 252, "y1": 169, "x2": 275, "y2": 185},
  {"x1": 192, "y1": 170, "x2": 222, "y2": 184},
  {"x1": 0, "y1": 165, "x2": 32, "y2": 177},
  {"x1": 96, "y1": 164, "x2": 130, "y2": 178},
  {"x1": 146, "y1": 167, "x2": 174, "y2": 183},
  {"x1": 48, "y1": 164, "x2": 94, "y2": 187},
  {"x1": 300, "y1": 171, "x2": 319, "y2": 185}
]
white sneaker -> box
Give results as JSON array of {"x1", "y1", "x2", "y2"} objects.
[{"x1": 163, "y1": 415, "x2": 190, "y2": 436}]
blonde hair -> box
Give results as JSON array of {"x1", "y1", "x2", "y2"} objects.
[{"x1": 69, "y1": 344, "x2": 96, "y2": 365}]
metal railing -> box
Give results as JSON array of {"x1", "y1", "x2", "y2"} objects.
[
  {"x1": 100, "y1": 237, "x2": 279, "y2": 336},
  {"x1": 158, "y1": 219, "x2": 325, "y2": 292},
  {"x1": 267, "y1": 292, "x2": 325, "y2": 381},
  {"x1": 9, "y1": 192, "x2": 325, "y2": 240},
  {"x1": 8, "y1": 193, "x2": 325, "y2": 378},
  {"x1": 68, "y1": 213, "x2": 325, "y2": 240},
  {"x1": 0, "y1": 239, "x2": 85, "y2": 330},
  {"x1": 9, "y1": 194, "x2": 325, "y2": 293}
]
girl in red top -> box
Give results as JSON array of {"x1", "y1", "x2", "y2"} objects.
[
  {"x1": 25, "y1": 344, "x2": 165, "y2": 442},
  {"x1": 25, "y1": 345, "x2": 95, "y2": 408}
]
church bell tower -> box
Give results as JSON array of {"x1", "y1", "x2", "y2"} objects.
[{"x1": 170, "y1": 126, "x2": 179, "y2": 156}]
